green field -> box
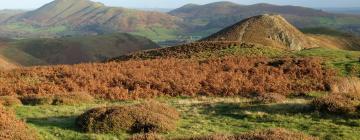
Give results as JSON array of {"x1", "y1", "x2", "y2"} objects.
[{"x1": 11, "y1": 95, "x2": 360, "y2": 140}]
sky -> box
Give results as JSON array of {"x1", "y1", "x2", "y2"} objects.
[{"x1": 0, "y1": 0, "x2": 359, "y2": 10}]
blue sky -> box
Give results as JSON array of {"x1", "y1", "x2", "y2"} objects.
[{"x1": 0, "y1": 0, "x2": 359, "y2": 10}]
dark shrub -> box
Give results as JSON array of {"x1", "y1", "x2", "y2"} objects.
[
  {"x1": 20, "y1": 95, "x2": 53, "y2": 105},
  {"x1": 312, "y1": 92, "x2": 360, "y2": 114},
  {"x1": 253, "y1": 93, "x2": 286, "y2": 104},
  {"x1": 52, "y1": 92, "x2": 94, "y2": 105},
  {"x1": 128, "y1": 133, "x2": 163, "y2": 140},
  {"x1": 20, "y1": 92, "x2": 94, "y2": 105},
  {"x1": 76, "y1": 101, "x2": 179, "y2": 134}
]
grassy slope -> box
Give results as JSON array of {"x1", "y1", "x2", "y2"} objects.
[
  {"x1": 213, "y1": 46, "x2": 360, "y2": 76},
  {"x1": 0, "y1": 33, "x2": 160, "y2": 66},
  {"x1": 295, "y1": 48, "x2": 360, "y2": 76},
  {"x1": 13, "y1": 96, "x2": 360, "y2": 140}
]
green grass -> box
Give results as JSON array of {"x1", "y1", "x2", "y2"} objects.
[
  {"x1": 295, "y1": 47, "x2": 360, "y2": 76},
  {"x1": 3, "y1": 23, "x2": 67, "y2": 33},
  {"x1": 12, "y1": 96, "x2": 360, "y2": 140},
  {"x1": 132, "y1": 25, "x2": 179, "y2": 41}
]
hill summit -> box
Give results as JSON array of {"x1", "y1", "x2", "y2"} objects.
[{"x1": 202, "y1": 14, "x2": 315, "y2": 50}]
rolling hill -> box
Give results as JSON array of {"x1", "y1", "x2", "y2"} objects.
[
  {"x1": 0, "y1": 0, "x2": 182, "y2": 40},
  {"x1": 0, "y1": 33, "x2": 160, "y2": 66},
  {"x1": 169, "y1": 2, "x2": 360, "y2": 37},
  {"x1": 111, "y1": 14, "x2": 360, "y2": 61},
  {"x1": 201, "y1": 14, "x2": 315, "y2": 50}
]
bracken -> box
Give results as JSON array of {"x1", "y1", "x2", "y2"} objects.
[
  {"x1": 0, "y1": 57, "x2": 335, "y2": 100},
  {"x1": 312, "y1": 92, "x2": 360, "y2": 114},
  {"x1": 0, "y1": 106, "x2": 38, "y2": 140}
]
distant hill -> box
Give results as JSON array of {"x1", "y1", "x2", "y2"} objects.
[
  {"x1": 202, "y1": 14, "x2": 315, "y2": 50},
  {"x1": 0, "y1": 10, "x2": 26, "y2": 23},
  {"x1": 323, "y1": 7, "x2": 360, "y2": 15},
  {"x1": 1, "y1": 1, "x2": 360, "y2": 41},
  {"x1": 169, "y1": 2, "x2": 360, "y2": 37},
  {"x1": 0, "y1": 33, "x2": 160, "y2": 66},
  {"x1": 111, "y1": 14, "x2": 360, "y2": 61},
  {"x1": 0, "y1": 0, "x2": 182, "y2": 40}
]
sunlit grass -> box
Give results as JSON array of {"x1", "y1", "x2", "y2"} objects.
[{"x1": 11, "y1": 96, "x2": 360, "y2": 140}]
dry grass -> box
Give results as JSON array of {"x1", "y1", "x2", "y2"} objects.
[
  {"x1": 0, "y1": 106, "x2": 38, "y2": 140},
  {"x1": 253, "y1": 93, "x2": 286, "y2": 104},
  {"x1": 312, "y1": 92, "x2": 360, "y2": 114},
  {"x1": 76, "y1": 101, "x2": 179, "y2": 134},
  {"x1": 312, "y1": 77, "x2": 360, "y2": 114},
  {"x1": 177, "y1": 128, "x2": 318, "y2": 140},
  {"x1": 0, "y1": 57, "x2": 336, "y2": 100},
  {"x1": 330, "y1": 77, "x2": 360, "y2": 94}
]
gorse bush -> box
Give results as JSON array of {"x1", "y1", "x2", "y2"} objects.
[
  {"x1": 76, "y1": 101, "x2": 179, "y2": 134},
  {"x1": 0, "y1": 57, "x2": 335, "y2": 100},
  {"x1": 177, "y1": 128, "x2": 318, "y2": 140}
]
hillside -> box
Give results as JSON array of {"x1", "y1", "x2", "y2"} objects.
[
  {"x1": 0, "y1": 10, "x2": 25, "y2": 23},
  {"x1": 0, "y1": 55, "x2": 18, "y2": 70},
  {"x1": 111, "y1": 15, "x2": 360, "y2": 77},
  {"x1": 0, "y1": 0, "x2": 182, "y2": 40},
  {"x1": 0, "y1": 33, "x2": 160, "y2": 66},
  {"x1": 202, "y1": 14, "x2": 315, "y2": 50},
  {"x1": 169, "y1": 2, "x2": 360, "y2": 37}
]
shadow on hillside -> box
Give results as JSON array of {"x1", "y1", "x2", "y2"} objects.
[
  {"x1": 201, "y1": 102, "x2": 312, "y2": 117},
  {"x1": 200, "y1": 102, "x2": 360, "y2": 126},
  {"x1": 26, "y1": 115, "x2": 80, "y2": 132}
]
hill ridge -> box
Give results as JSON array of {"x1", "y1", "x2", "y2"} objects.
[
  {"x1": 0, "y1": 0, "x2": 181, "y2": 38},
  {"x1": 202, "y1": 14, "x2": 315, "y2": 50}
]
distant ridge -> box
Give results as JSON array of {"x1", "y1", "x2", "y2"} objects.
[
  {"x1": 0, "y1": 0, "x2": 181, "y2": 38},
  {"x1": 110, "y1": 14, "x2": 360, "y2": 61},
  {"x1": 169, "y1": 1, "x2": 360, "y2": 36},
  {"x1": 0, "y1": 33, "x2": 160, "y2": 66},
  {"x1": 202, "y1": 14, "x2": 315, "y2": 50}
]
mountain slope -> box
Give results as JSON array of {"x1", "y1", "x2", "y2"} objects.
[
  {"x1": 169, "y1": 2, "x2": 360, "y2": 36},
  {"x1": 0, "y1": 33, "x2": 160, "y2": 66},
  {"x1": 0, "y1": 0, "x2": 182, "y2": 40},
  {"x1": 202, "y1": 14, "x2": 315, "y2": 50}
]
